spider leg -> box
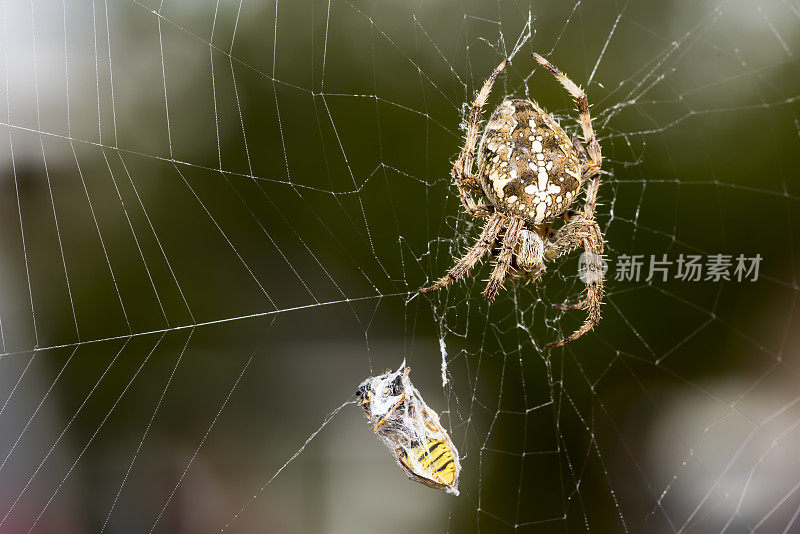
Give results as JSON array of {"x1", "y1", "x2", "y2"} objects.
[
  {"x1": 373, "y1": 392, "x2": 406, "y2": 433},
  {"x1": 552, "y1": 291, "x2": 587, "y2": 311},
  {"x1": 543, "y1": 210, "x2": 579, "y2": 253},
  {"x1": 545, "y1": 216, "x2": 605, "y2": 347},
  {"x1": 452, "y1": 59, "x2": 508, "y2": 218},
  {"x1": 532, "y1": 53, "x2": 601, "y2": 171},
  {"x1": 528, "y1": 53, "x2": 605, "y2": 346},
  {"x1": 483, "y1": 216, "x2": 524, "y2": 301},
  {"x1": 420, "y1": 213, "x2": 505, "y2": 294},
  {"x1": 573, "y1": 137, "x2": 589, "y2": 164},
  {"x1": 457, "y1": 58, "x2": 508, "y2": 184}
]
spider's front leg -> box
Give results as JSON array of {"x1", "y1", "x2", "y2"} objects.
[
  {"x1": 451, "y1": 167, "x2": 494, "y2": 219},
  {"x1": 545, "y1": 215, "x2": 605, "y2": 348},
  {"x1": 532, "y1": 53, "x2": 601, "y2": 172},
  {"x1": 451, "y1": 58, "x2": 508, "y2": 219}
]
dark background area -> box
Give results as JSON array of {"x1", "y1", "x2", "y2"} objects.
[{"x1": 0, "y1": 0, "x2": 799, "y2": 532}]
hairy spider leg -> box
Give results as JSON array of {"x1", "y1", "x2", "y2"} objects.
[
  {"x1": 452, "y1": 59, "x2": 509, "y2": 218},
  {"x1": 420, "y1": 212, "x2": 505, "y2": 293},
  {"x1": 545, "y1": 214, "x2": 605, "y2": 348},
  {"x1": 532, "y1": 53, "x2": 602, "y2": 175},
  {"x1": 483, "y1": 216, "x2": 524, "y2": 301},
  {"x1": 533, "y1": 53, "x2": 606, "y2": 346}
]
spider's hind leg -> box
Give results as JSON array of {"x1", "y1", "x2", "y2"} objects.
[
  {"x1": 420, "y1": 213, "x2": 505, "y2": 294},
  {"x1": 544, "y1": 215, "x2": 605, "y2": 347}
]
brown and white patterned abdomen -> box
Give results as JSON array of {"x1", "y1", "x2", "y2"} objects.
[{"x1": 477, "y1": 99, "x2": 582, "y2": 224}]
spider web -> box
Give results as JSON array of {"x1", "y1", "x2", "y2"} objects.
[{"x1": 0, "y1": 0, "x2": 799, "y2": 532}]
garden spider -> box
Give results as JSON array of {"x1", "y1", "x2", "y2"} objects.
[{"x1": 420, "y1": 54, "x2": 605, "y2": 348}]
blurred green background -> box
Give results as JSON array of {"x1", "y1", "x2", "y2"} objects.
[{"x1": 1, "y1": 0, "x2": 799, "y2": 532}]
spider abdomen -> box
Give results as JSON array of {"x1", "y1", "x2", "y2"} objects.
[{"x1": 477, "y1": 99, "x2": 582, "y2": 224}]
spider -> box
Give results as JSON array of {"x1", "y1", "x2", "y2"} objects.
[{"x1": 420, "y1": 54, "x2": 605, "y2": 348}]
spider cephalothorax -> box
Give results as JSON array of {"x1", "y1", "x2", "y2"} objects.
[{"x1": 420, "y1": 54, "x2": 605, "y2": 348}]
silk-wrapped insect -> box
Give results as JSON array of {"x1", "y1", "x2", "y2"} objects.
[{"x1": 355, "y1": 364, "x2": 461, "y2": 495}]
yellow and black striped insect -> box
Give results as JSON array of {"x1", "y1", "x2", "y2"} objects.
[
  {"x1": 397, "y1": 438, "x2": 458, "y2": 489},
  {"x1": 356, "y1": 364, "x2": 461, "y2": 495}
]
